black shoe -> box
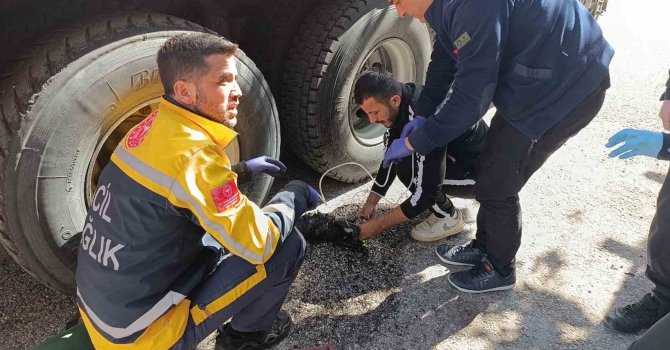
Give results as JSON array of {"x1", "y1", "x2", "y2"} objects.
[
  {"x1": 435, "y1": 240, "x2": 485, "y2": 266},
  {"x1": 605, "y1": 293, "x2": 670, "y2": 333},
  {"x1": 216, "y1": 310, "x2": 293, "y2": 350},
  {"x1": 448, "y1": 258, "x2": 515, "y2": 293}
]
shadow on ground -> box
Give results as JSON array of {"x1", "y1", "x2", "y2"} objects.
[
  {"x1": 265, "y1": 151, "x2": 648, "y2": 349},
  {"x1": 0, "y1": 152, "x2": 650, "y2": 350},
  {"x1": 644, "y1": 171, "x2": 666, "y2": 185},
  {"x1": 281, "y1": 202, "x2": 491, "y2": 349},
  {"x1": 280, "y1": 204, "x2": 645, "y2": 349}
]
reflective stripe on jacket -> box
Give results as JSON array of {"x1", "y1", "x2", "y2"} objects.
[{"x1": 76, "y1": 98, "x2": 283, "y2": 348}]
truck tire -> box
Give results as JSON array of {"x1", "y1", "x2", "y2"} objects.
[
  {"x1": 0, "y1": 13, "x2": 280, "y2": 294},
  {"x1": 240, "y1": 0, "x2": 320, "y2": 94},
  {"x1": 281, "y1": 0, "x2": 432, "y2": 182}
]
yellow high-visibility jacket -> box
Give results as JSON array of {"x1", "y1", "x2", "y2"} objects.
[{"x1": 75, "y1": 98, "x2": 306, "y2": 349}]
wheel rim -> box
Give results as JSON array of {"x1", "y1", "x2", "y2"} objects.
[
  {"x1": 84, "y1": 99, "x2": 240, "y2": 208},
  {"x1": 349, "y1": 38, "x2": 417, "y2": 147}
]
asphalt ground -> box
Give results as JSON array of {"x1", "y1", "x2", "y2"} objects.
[{"x1": 2, "y1": 0, "x2": 670, "y2": 349}]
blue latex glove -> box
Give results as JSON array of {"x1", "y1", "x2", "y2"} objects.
[
  {"x1": 306, "y1": 185, "x2": 323, "y2": 210},
  {"x1": 244, "y1": 156, "x2": 287, "y2": 177},
  {"x1": 605, "y1": 129, "x2": 664, "y2": 159},
  {"x1": 400, "y1": 116, "x2": 426, "y2": 139},
  {"x1": 382, "y1": 138, "x2": 413, "y2": 168}
]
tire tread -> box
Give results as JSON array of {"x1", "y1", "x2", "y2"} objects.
[
  {"x1": 0, "y1": 11, "x2": 206, "y2": 294},
  {"x1": 281, "y1": 0, "x2": 377, "y2": 182}
]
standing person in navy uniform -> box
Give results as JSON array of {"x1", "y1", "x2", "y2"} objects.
[
  {"x1": 384, "y1": 0, "x2": 613, "y2": 293},
  {"x1": 604, "y1": 69, "x2": 670, "y2": 349}
]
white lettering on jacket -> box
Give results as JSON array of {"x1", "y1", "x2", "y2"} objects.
[
  {"x1": 91, "y1": 183, "x2": 113, "y2": 223},
  {"x1": 82, "y1": 183, "x2": 124, "y2": 271},
  {"x1": 82, "y1": 217, "x2": 125, "y2": 271}
]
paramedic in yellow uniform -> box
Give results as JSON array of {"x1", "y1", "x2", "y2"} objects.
[{"x1": 75, "y1": 33, "x2": 321, "y2": 350}]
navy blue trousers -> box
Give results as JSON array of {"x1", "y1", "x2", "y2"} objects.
[
  {"x1": 171, "y1": 228, "x2": 306, "y2": 349},
  {"x1": 474, "y1": 78, "x2": 608, "y2": 274}
]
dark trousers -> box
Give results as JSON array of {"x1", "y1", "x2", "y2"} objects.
[
  {"x1": 647, "y1": 166, "x2": 670, "y2": 301},
  {"x1": 393, "y1": 120, "x2": 488, "y2": 218},
  {"x1": 393, "y1": 150, "x2": 480, "y2": 215},
  {"x1": 624, "y1": 128, "x2": 670, "y2": 350},
  {"x1": 170, "y1": 228, "x2": 306, "y2": 350},
  {"x1": 393, "y1": 146, "x2": 455, "y2": 219},
  {"x1": 474, "y1": 79, "x2": 608, "y2": 274},
  {"x1": 629, "y1": 310, "x2": 670, "y2": 350}
]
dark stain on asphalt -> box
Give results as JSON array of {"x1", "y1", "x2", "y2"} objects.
[{"x1": 288, "y1": 202, "x2": 429, "y2": 346}]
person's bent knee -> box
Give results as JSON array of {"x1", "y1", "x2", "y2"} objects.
[
  {"x1": 286, "y1": 179, "x2": 310, "y2": 190},
  {"x1": 475, "y1": 194, "x2": 520, "y2": 205},
  {"x1": 291, "y1": 228, "x2": 307, "y2": 262},
  {"x1": 277, "y1": 228, "x2": 307, "y2": 264}
]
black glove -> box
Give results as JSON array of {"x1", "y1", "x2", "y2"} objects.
[{"x1": 315, "y1": 220, "x2": 364, "y2": 250}]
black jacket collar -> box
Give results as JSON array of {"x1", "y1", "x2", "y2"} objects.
[{"x1": 387, "y1": 83, "x2": 422, "y2": 143}]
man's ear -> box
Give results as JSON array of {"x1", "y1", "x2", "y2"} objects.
[
  {"x1": 172, "y1": 80, "x2": 197, "y2": 106},
  {"x1": 390, "y1": 95, "x2": 402, "y2": 108}
]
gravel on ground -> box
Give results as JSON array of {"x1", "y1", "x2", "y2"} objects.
[{"x1": 1, "y1": 1, "x2": 669, "y2": 349}]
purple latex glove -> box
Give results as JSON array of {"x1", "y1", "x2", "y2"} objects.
[
  {"x1": 382, "y1": 138, "x2": 413, "y2": 168},
  {"x1": 400, "y1": 116, "x2": 426, "y2": 139},
  {"x1": 245, "y1": 156, "x2": 287, "y2": 177},
  {"x1": 306, "y1": 185, "x2": 323, "y2": 210}
]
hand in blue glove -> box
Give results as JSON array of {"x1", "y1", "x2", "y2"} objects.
[
  {"x1": 605, "y1": 128, "x2": 664, "y2": 159},
  {"x1": 244, "y1": 156, "x2": 287, "y2": 177},
  {"x1": 382, "y1": 138, "x2": 413, "y2": 168},
  {"x1": 306, "y1": 185, "x2": 323, "y2": 210},
  {"x1": 400, "y1": 116, "x2": 425, "y2": 139}
]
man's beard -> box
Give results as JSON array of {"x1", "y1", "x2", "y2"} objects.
[
  {"x1": 194, "y1": 88, "x2": 237, "y2": 129},
  {"x1": 386, "y1": 102, "x2": 400, "y2": 127}
]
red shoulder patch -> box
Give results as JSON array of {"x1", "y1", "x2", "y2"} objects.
[
  {"x1": 125, "y1": 110, "x2": 159, "y2": 149},
  {"x1": 211, "y1": 181, "x2": 241, "y2": 212}
]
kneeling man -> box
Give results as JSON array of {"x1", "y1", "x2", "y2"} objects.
[{"x1": 355, "y1": 69, "x2": 487, "y2": 241}]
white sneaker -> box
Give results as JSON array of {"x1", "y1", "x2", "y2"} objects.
[{"x1": 411, "y1": 210, "x2": 465, "y2": 242}]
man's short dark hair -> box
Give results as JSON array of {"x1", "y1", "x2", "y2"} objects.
[
  {"x1": 157, "y1": 33, "x2": 238, "y2": 94},
  {"x1": 353, "y1": 68, "x2": 402, "y2": 105}
]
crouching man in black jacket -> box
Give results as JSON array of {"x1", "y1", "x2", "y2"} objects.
[{"x1": 355, "y1": 69, "x2": 488, "y2": 242}]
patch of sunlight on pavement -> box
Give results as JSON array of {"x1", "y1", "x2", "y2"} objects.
[
  {"x1": 558, "y1": 322, "x2": 591, "y2": 343},
  {"x1": 293, "y1": 288, "x2": 401, "y2": 318},
  {"x1": 434, "y1": 310, "x2": 522, "y2": 350},
  {"x1": 421, "y1": 296, "x2": 459, "y2": 320},
  {"x1": 410, "y1": 264, "x2": 450, "y2": 284}
]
